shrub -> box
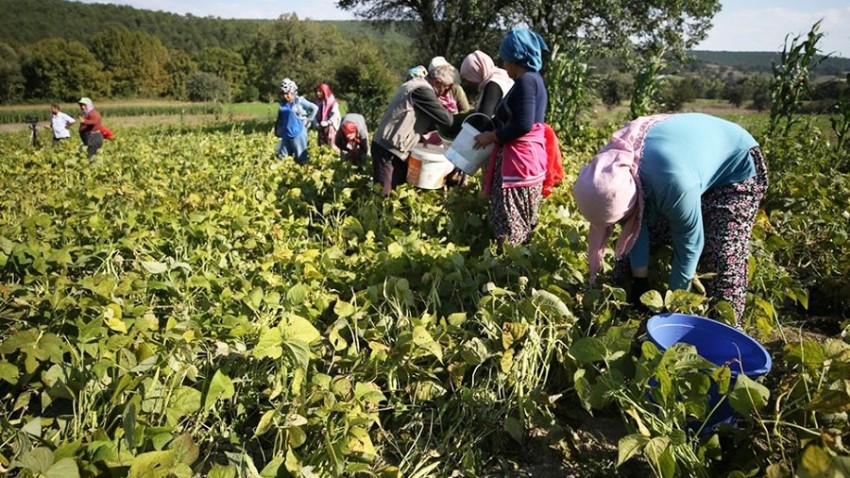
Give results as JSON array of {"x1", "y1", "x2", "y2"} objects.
[{"x1": 186, "y1": 72, "x2": 231, "y2": 102}]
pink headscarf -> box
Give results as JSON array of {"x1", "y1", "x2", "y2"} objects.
[
  {"x1": 315, "y1": 83, "x2": 337, "y2": 121},
  {"x1": 460, "y1": 50, "x2": 513, "y2": 92},
  {"x1": 572, "y1": 114, "x2": 670, "y2": 283}
]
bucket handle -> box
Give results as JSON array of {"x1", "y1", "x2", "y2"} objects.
[{"x1": 462, "y1": 112, "x2": 493, "y2": 130}]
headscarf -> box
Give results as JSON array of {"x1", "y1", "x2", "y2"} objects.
[
  {"x1": 341, "y1": 121, "x2": 359, "y2": 144},
  {"x1": 315, "y1": 83, "x2": 337, "y2": 122},
  {"x1": 572, "y1": 115, "x2": 670, "y2": 284},
  {"x1": 279, "y1": 78, "x2": 298, "y2": 95},
  {"x1": 499, "y1": 28, "x2": 549, "y2": 72},
  {"x1": 460, "y1": 50, "x2": 514, "y2": 93},
  {"x1": 407, "y1": 65, "x2": 427, "y2": 81},
  {"x1": 428, "y1": 56, "x2": 450, "y2": 73},
  {"x1": 78, "y1": 97, "x2": 94, "y2": 116}
]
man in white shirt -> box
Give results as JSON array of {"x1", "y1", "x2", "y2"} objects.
[{"x1": 48, "y1": 104, "x2": 75, "y2": 147}]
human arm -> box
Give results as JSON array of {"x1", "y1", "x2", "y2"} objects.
[
  {"x1": 299, "y1": 97, "x2": 318, "y2": 123},
  {"x1": 410, "y1": 86, "x2": 453, "y2": 129},
  {"x1": 477, "y1": 82, "x2": 503, "y2": 117},
  {"x1": 664, "y1": 187, "x2": 705, "y2": 290}
]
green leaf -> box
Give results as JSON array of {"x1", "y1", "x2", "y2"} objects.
[
  {"x1": 167, "y1": 386, "x2": 202, "y2": 425},
  {"x1": 0, "y1": 361, "x2": 19, "y2": 384},
  {"x1": 208, "y1": 464, "x2": 237, "y2": 478},
  {"x1": 797, "y1": 445, "x2": 833, "y2": 478},
  {"x1": 47, "y1": 248, "x2": 73, "y2": 266},
  {"x1": 387, "y1": 242, "x2": 403, "y2": 258},
  {"x1": 45, "y1": 458, "x2": 80, "y2": 478},
  {"x1": 204, "y1": 369, "x2": 235, "y2": 410},
  {"x1": 412, "y1": 325, "x2": 443, "y2": 361},
  {"x1": 123, "y1": 403, "x2": 137, "y2": 450},
  {"x1": 617, "y1": 434, "x2": 648, "y2": 466},
  {"x1": 342, "y1": 427, "x2": 377, "y2": 458},
  {"x1": 140, "y1": 260, "x2": 168, "y2": 274},
  {"x1": 532, "y1": 289, "x2": 574, "y2": 321},
  {"x1": 253, "y1": 326, "x2": 283, "y2": 359},
  {"x1": 280, "y1": 315, "x2": 320, "y2": 345},
  {"x1": 334, "y1": 300, "x2": 356, "y2": 318},
  {"x1": 287, "y1": 283, "x2": 308, "y2": 305},
  {"x1": 104, "y1": 303, "x2": 128, "y2": 333},
  {"x1": 570, "y1": 336, "x2": 607, "y2": 362},
  {"x1": 19, "y1": 447, "x2": 53, "y2": 473},
  {"x1": 245, "y1": 287, "x2": 264, "y2": 310},
  {"x1": 728, "y1": 374, "x2": 770, "y2": 416},
  {"x1": 128, "y1": 450, "x2": 176, "y2": 478},
  {"x1": 504, "y1": 416, "x2": 524, "y2": 443},
  {"x1": 640, "y1": 290, "x2": 664, "y2": 309},
  {"x1": 255, "y1": 409, "x2": 276, "y2": 436}
]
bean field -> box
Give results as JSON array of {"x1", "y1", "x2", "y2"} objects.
[{"x1": 0, "y1": 119, "x2": 848, "y2": 477}]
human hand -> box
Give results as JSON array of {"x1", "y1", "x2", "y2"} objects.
[
  {"x1": 320, "y1": 120, "x2": 329, "y2": 128},
  {"x1": 473, "y1": 131, "x2": 497, "y2": 150}
]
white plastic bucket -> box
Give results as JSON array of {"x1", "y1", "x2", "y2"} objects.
[
  {"x1": 445, "y1": 113, "x2": 494, "y2": 175},
  {"x1": 407, "y1": 143, "x2": 455, "y2": 189}
]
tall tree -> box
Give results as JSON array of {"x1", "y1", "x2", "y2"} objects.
[
  {"x1": 23, "y1": 38, "x2": 105, "y2": 101},
  {"x1": 338, "y1": 0, "x2": 720, "y2": 64},
  {"x1": 336, "y1": 0, "x2": 513, "y2": 62},
  {"x1": 89, "y1": 27, "x2": 170, "y2": 97},
  {"x1": 164, "y1": 49, "x2": 198, "y2": 100},
  {"x1": 0, "y1": 43, "x2": 24, "y2": 103},
  {"x1": 506, "y1": 0, "x2": 720, "y2": 61},
  {"x1": 193, "y1": 47, "x2": 247, "y2": 98},
  {"x1": 243, "y1": 14, "x2": 347, "y2": 100}
]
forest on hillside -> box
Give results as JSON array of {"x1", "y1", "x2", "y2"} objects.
[{"x1": 0, "y1": 0, "x2": 848, "y2": 125}]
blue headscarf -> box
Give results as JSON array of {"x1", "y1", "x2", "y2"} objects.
[{"x1": 499, "y1": 28, "x2": 549, "y2": 72}]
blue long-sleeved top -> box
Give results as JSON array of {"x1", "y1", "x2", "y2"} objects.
[
  {"x1": 275, "y1": 96, "x2": 318, "y2": 139},
  {"x1": 629, "y1": 113, "x2": 759, "y2": 290},
  {"x1": 492, "y1": 71, "x2": 546, "y2": 143}
]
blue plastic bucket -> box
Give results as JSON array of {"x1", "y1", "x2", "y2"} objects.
[{"x1": 646, "y1": 313, "x2": 772, "y2": 432}]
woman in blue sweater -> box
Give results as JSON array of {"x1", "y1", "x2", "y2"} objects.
[
  {"x1": 573, "y1": 113, "x2": 768, "y2": 324},
  {"x1": 473, "y1": 28, "x2": 549, "y2": 246},
  {"x1": 275, "y1": 78, "x2": 317, "y2": 165}
]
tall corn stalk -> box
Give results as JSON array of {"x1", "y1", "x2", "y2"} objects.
[
  {"x1": 546, "y1": 41, "x2": 591, "y2": 146},
  {"x1": 630, "y1": 49, "x2": 667, "y2": 119},
  {"x1": 768, "y1": 20, "x2": 827, "y2": 138}
]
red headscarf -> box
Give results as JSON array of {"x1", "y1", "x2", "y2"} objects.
[
  {"x1": 341, "y1": 121, "x2": 359, "y2": 144},
  {"x1": 315, "y1": 83, "x2": 337, "y2": 122}
]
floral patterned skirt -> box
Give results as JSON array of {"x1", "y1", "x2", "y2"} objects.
[{"x1": 488, "y1": 147, "x2": 543, "y2": 246}]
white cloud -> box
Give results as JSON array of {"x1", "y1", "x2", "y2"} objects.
[{"x1": 698, "y1": 6, "x2": 850, "y2": 56}]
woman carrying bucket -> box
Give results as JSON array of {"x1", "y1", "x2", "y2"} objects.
[
  {"x1": 572, "y1": 113, "x2": 768, "y2": 324},
  {"x1": 371, "y1": 65, "x2": 455, "y2": 197},
  {"x1": 472, "y1": 28, "x2": 549, "y2": 246}
]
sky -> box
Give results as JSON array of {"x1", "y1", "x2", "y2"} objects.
[{"x1": 76, "y1": 0, "x2": 850, "y2": 57}]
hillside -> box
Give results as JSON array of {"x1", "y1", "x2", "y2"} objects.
[{"x1": 689, "y1": 50, "x2": 850, "y2": 76}]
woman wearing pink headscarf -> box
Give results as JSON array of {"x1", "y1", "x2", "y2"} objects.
[
  {"x1": 573, "y1": 113, "x2": 768, "y2": 325},
  {"x1": 460, "y1": 50, "x2": 514, "y2": 117},
  {"x1": 314, "y1": 83, "x2": 341, "y2": 151}
]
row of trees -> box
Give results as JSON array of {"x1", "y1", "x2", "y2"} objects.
[{"x1": 0, "y1": 15, "x2": 402, "y2": 117}]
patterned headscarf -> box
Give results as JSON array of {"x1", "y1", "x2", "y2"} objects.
[
  {"x1": 499, "y1": 28, "x2": 549, "y2": 72},
  {"x1": 279, "y1": 78, "x2": 298, "y2": 94},
  {"x1": 407, "y1": 65, "x2": 427, "y2": 81}
]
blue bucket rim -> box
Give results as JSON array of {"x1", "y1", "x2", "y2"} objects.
[{"x1": 646, "y1": 313, "x2": 772, "y2": 376}]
